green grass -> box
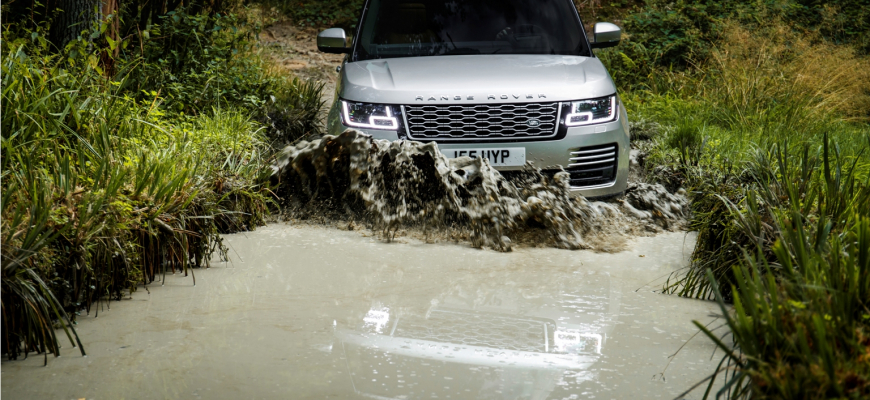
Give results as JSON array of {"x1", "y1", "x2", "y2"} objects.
[
  {"x1": 0, "y1": 26, "x2": 298, "y2": 359},
  {"x1": 686, "y1": 137, "x2": 870, "y2": 398},
  {"x1": 615, "y1": 16, "x2": 870, "y2": 398}
]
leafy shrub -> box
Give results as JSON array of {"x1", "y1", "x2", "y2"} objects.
[
  {"x1": 117, "y1": 5, "x2": 324, "y2": 141},
  {"x1": 259, "y1": 0, "x2": 365, "y2": 30},
  {"x1": 622, "y1": 0, "x2": 728, "y2": 68},
  {"x1": 604, "y1": 0, "x2": 870, "y2": 91},
  {"x1": 121, "y1": 7, "x2": 274, "y2": 113},
  {"x1": 0, "y1": 24, "x2": 273, "y2": 360}
]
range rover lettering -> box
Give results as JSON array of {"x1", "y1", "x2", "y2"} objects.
[{"x1": 318, "y1": 0, "x2": 629, "y2": 198}]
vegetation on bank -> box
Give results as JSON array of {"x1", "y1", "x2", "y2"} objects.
[
  {"x1": 1, "y1": 2, "x2": 323, "y2": 360},
  {"x1": 4, "y1": 0, "x2": 869, "y2": 397},
  {"x1": 595, "y1": 2, "x2": 870, "y2": 397}
]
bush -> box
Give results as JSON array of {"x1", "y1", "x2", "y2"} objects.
[
  {"x1": 259, "y1": 0, "x2": 365, "y2": 30},
  {"x1": 693, "y1": 137, "x2": 870, "y2": 398},
  {"x1": 602, "y1": 0, "x2": 870, "y2": 91},
  {"x1": 0, "y1": 22, "x2": 274, "y2": 359},
  {"x1": 120, "y1": 7, "x2": 275, "y2": 113},
  {"x1": 117, "y1": 5, "x2": 325, "y2": 143}
]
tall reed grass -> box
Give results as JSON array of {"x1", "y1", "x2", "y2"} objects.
[
  {"x1": 637, "y1": 20, "x2": 870, "y2": 301},
  {"x1": 0, "y1": 33, "x2": 281, "y2": 360},
  {"x1": 622, "y1": 17, "x2": 870, "y2": 398},
  {"x1": 687, "y1": 136, "x2": 870, "y2": 398}
]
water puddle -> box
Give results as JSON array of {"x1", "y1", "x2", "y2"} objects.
[{"x1": 2, "y1": 224, "x2": 724, "y2": 399}]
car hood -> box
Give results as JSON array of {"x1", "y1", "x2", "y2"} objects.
[{"x1": 340, "y1": 55, "x2": 615, "y2": 105}]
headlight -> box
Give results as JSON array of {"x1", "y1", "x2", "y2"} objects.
[
  {"x1": 341, "y1": 100, "x2": 399, "y2": 130},
  {"x1": 564, "y1": 96, "x2": 617, "y2": 127}
]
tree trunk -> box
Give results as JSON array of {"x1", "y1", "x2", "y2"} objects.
[
  {"x1": 100, "y1": 0, "x2": 120, "y2": 75},
  {"x1": 52, "y1": 0, "x2": 101, "y2": 49},
  {"x1": 52, "y1": 0, "x2": 120, "y2": 75}
]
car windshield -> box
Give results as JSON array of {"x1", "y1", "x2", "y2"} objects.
[{"x1": 354, "y1": 0, "x2": 589, "y2": 60}]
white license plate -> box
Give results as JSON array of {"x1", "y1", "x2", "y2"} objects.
[{"x1": 440, "y1": 148, "x2": 526, "y2": 167}]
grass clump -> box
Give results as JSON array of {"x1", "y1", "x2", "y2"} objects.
[
  {"x1": 616, "y1": 10, "x2": 870, "y2": 398},
  {"x1": 690, "y1": 137, "x2": 870, "y2": 398},
  {"x1": 1, "y1": 4, "x2": 323, "y2": 361},
  {"x1": 115, "y1": 5, "x2": 325, "y2": 145},
  {"x1": 634, "y1": 20, "x2": 870, "y2": 301}
]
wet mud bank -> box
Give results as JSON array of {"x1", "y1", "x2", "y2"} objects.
[
  {"x1": 272, "y1": 130, "x2": 689, "y2": 252},
  {"x1": 2, "y1": 224, "x2": 724, "y2": 399}
]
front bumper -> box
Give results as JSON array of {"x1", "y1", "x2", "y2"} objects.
[{"x1": 326, "y1": 101, "x2": 630, "y2": 198}]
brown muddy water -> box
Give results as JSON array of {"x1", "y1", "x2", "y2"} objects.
[
  {"x1": 273, "y1": 130, "x2": 689, "y2": 253},
  {"x1": 1, "y1": 223, "x2": 725, "y2": 399}
]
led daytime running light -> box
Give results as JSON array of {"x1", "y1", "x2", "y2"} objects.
[
  {"x1": 564, "y1": 96, "x2": 616, "y2": 127},
  {"x1": 341, "y1": 101, "x2": 399, "y2": 130}
]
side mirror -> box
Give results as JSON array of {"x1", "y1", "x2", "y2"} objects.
[
  {"x1": 590, "y1": 22, "x2": 621, "y2": 49},
  {"x1": 317, "y1": 28, "x2": 351, "y2": 54}
]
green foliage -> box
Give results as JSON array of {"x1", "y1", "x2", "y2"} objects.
[
  {"x1": 603, "y1": 0, "x2": 870, "y2": 91},
  {"x1": 620, "y1": 4, "x2": 870, "y2": 394},
  {"x1": 692, "y1": 136, "x2": 870, "y2": 398},
  {"x1": 665, "y1": 114, "x2": 706, "y2": 167},
  {"x1": 260, "y1": 0, "x2": 365, "y2": 29},
  {"x1": 0, "y1": 23, "x2": 275, "y2": 359},
  {"x1": 1, "y1": 0, "x2": 327, "y2": 359},
  {"x1": 1, "y1": 177, "x2": 85, "y2": 364},
  {"x1": 622, "y1": 0, "x2": 728, "y2": 68},
  {"x1": 261, "y1": 78, "x2": 325, "y2": 146},
  {"x1": 781, "y1": 0, "x2": 870, "y2": 55},
  {"x1": 121, "y1": 7, "x2": 274, "y2": 113},
  {"x1": 123, "y1": 6, "x2": 324, "y2": 140},
  {"x1": 628, "y1": 14, "x2": 870, "y2": 304}
]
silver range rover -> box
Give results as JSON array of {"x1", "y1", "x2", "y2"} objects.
[{"x1": 318, "y1": 0, "x2": 629, "y2": 198}]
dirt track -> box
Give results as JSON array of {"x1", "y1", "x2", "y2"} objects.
[{"x1": 259, "y1": 21, "x2": 344, "y2": 115}]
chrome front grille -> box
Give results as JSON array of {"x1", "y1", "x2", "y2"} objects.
[
  {"x1": 404, "y1": 102, "x2": 560, "y2": 140},
  {"x1": 566, "y1": 143, "x2": 618, "y2": 187}
]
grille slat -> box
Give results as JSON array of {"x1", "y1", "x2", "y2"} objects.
[
  {"x1": 570, "y1": 145, "x2": 616, "y2": 156},
  {"x1": 570, "y1": 153, "x2": 614, "y2": 162},
  {"x1": 569, "y1": 158, "x2": 615, "y2": 167},
  {"x1": 405, "y1": 102, "x2": 559, "y2": 140},
  {"x1": 566, "y1": 143, "x2": 618, "y2": 188}
]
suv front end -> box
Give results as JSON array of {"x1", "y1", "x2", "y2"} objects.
[{"x1": 319, "y1": 0, "x2": 629, "y2": 198}]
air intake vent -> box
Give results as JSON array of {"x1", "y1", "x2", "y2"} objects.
[{"x1": 566, "y1": 143, "x2": 618, "y2": 187}]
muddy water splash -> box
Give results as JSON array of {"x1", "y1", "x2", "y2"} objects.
[{"x1": 272, "y1": 130, "x2": 687, "y2": 251}]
